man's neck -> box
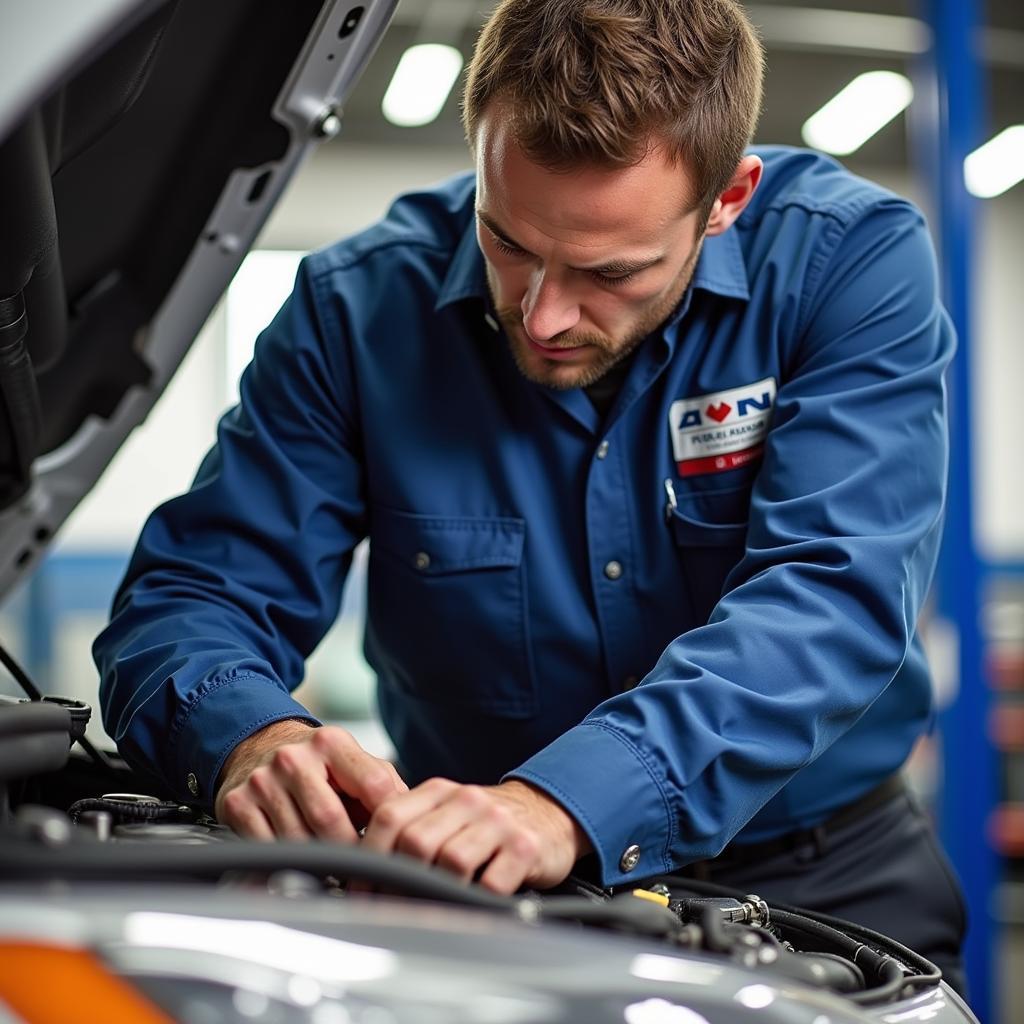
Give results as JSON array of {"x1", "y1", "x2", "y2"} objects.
[{"x1": 582, "y1": 349, "x2": 639, "y2": 418}]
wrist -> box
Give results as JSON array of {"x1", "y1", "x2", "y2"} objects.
[{"x1": 501, "y1": 779, "x2": 593, "y2": 860}]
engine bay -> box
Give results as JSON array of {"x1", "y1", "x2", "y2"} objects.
[{"x1": 0, "y1": 689, "x2": 976, "y2": 1024}]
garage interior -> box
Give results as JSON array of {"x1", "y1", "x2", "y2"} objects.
[{"x1": 0, "y1": 1, "x2": 1021, "y2": 1019}]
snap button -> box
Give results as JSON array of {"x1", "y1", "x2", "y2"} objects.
[
  {"x1": 596, "y1": 440, "x2": 610, "y2": 460},
  {"x1": 620, "y1": 844, "x2": 641, "y2": 872},
  {"x1": 186, "y1": 772, "x2": 199, "y2": 797},
  {"x1": 604, "y1": 560, "x2": 623, "y2": 581},
  {"x1": 414, "y1": 551, "x2": 431, "y2": 571}
]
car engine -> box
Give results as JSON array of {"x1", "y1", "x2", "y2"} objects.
[{"x1": 0, "y1": 688, "x2": 980, "y2": 1024}]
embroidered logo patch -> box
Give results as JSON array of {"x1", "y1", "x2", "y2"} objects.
[{"x1": 669, "y1": 377, "x2": 777, "y2": 477}]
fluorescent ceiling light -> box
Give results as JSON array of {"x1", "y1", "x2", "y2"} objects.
[
  {"x1": 801, "y1": 71, "x2": 913, "y2": 156},
  {"x1": 382, "y1": 44, "x2": 464, "y2": 128},
  {"x1": 964, "y1": 126, "x2": 1024, "y2": 198}
]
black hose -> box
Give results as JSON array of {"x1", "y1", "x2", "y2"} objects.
[
  {"x1": 769, "y1": 907, "x2": 911, "y2": 1005},
  {"x1": 646, "y1": 873, "x2": 942, "y2": 1004},
  {"x1": 0, "y1": 838, "x2": 702, "y2": 941},
  {"x1": 0, "y1": 837, "x2": 528, "y2": 912}
]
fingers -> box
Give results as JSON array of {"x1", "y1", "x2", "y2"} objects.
[
  {"x1": 218, "y1": 730, "x2": 577, "y2": 900},
  {"x1": 362, "y1": 777, "x2": 464, "y2": 857},
  {"x1": 478, "y1": 831, "x2": 542, "y2": 895},
  {"x1": 218, "y1": 786, "x2": 275, "y2": 841},
  {"x1": 316, "y1": 727, "x2": 408, "y2": 812},
  {"x1": 363, "y1": 781, "x2": 561, "y2": 895},
  {"x1": 217, "y1": 724, "x2": 403, "y2": 843},
  {"x1": 435, "y1": 822, "x2": 502, "y2": 882},
  {"x1": 220, "y1": 750, "x2": 355, "y2": 842},
  {"x1": 360, "y1": 780, "x2": 581, "y2": 894},
  {"x1": 270, "y1": 742, "x2": 361, "y2": 843},
  {"x1": 248, "y1": 761, "x2": 317, "y2": 840}
]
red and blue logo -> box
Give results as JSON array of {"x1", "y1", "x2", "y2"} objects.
[{"x1": 669, "y1": 377, "x2": 777, "y2": 476}]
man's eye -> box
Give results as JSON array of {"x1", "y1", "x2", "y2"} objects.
[
  {"x1": 490, "y1": 232, "x2": 635, "y2": 287},
  {"x1": 592, "y1": 270, "x2": 636, "y2": 287},
  {"x1": 493, "y1": 238, "x2": 525, "y2": 257}
]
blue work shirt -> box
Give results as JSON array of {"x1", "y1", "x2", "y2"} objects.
[{"x1": 95, "y1": 147, "x2": 953, "y2": 886}]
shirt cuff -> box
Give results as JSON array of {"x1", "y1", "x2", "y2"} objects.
[
  {"x1": 504, "y1": 721, "x2": 674, "y2": 887},
  {"x1": 169, "y1": 670, "x2": 321, "y2": 808}
]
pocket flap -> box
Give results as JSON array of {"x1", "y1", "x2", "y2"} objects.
[
  {"x1": 371, "y1": 507, "x2": 525, "y2": 574},
  {"x1": 668, "y1": 481, "x2": 751, "y2": 548}
]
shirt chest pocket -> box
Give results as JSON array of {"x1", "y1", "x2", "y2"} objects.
[
  {"x1": 366, "y1": 507, "x2": 536, "y2": 717},
  {"x1": 668, "y1": 483, "x2": 751, "y2": 626}
]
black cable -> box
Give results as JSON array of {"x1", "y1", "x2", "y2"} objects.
[
  {"x1": 0, "y1": 637, "x2": 113, "y2": 771},
  {"x1": 646, "y1": 873, "x2": 942, "y2": 1004},
  {"x1": 62, "y1": 734, "x2": 112, "y2": 771},
  {"x1": 0, "y1": 837, "x2": 527, "y2": 910},
  {"x1": 704, "y1": 877, "x2": 940, "y2": 990},
  {"x1": 67, "y1": 797, "x2": 193, "y2": 825}
]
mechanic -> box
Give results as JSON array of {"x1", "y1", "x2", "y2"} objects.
[{"x1": 95, "y1": 0, "x2": 967, "y2": 992}]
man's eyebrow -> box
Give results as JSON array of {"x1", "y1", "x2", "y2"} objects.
[
  {"x1": 477, "y1": 211, "x2": 529, "y2": 252},
  {"x1": 476, "y1": 209, "x2": 665, "y2": 275}
]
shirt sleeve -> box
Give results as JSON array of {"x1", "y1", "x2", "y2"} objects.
[
  {"x1": 93, "y1": 258, "x2": 365, "y2": 807},
  {"x1": 508, "y1": 197, "x2": 955, "y2": 885}
]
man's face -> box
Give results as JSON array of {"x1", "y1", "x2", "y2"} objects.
[{"x1": 475, "y1": 111, "x2": 706, "y2": 390}]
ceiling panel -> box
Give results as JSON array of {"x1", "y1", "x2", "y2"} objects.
[{"x1": 326, "y1": 1, "x2": 1023, "y2": 177}]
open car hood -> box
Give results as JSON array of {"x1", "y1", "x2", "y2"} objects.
[{"x1": 0, "y1": 0, "x2": 399, "y2": 598}]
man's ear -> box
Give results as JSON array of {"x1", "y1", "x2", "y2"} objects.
[{"x1": 703, "y1": 155, "x2": 763, "y2": 237}]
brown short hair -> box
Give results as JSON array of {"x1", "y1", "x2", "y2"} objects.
[{"x1": 463, "y1": 0, "x2": 765, "y2": 213}]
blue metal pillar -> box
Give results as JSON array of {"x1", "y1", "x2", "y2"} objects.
[{"x1": 918, "y1": 0, "x2": 998, "y2": 1017}]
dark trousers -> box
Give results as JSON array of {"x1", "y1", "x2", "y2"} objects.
[{"x1": 674, "y1": 788, "x2": 969, "y2": 999}]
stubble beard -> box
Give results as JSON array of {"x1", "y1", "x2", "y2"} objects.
[{"x1": 487, "y1": 240, "x2": 703, "y2": 391}]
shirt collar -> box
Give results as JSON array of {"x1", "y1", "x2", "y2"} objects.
[
  {"x1": 435, "y1": 214, "x2": 490, "y2": 312},
  {"x1": 689, "y1": 224, "x2": 750, "y2": 301},
  {"x1": 434, "y1": 204, "x2": 751, "y2": 314}
]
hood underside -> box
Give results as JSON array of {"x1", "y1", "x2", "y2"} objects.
[{"x1": 0, "y1": 0, "x2": 398, "y2": 597}]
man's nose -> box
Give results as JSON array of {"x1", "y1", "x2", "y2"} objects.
[{"x1": 521, "y1": 270, "x2": 581, "y2": 343}]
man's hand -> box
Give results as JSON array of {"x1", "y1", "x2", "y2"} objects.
[
  {"x1": 215, "y1": 721, "x2": 407, "y2": 842},
  {"x1": 362, "y1": 778, "x2": 592, "y2": 894}
]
